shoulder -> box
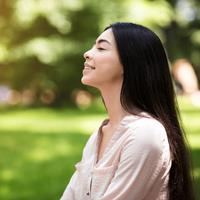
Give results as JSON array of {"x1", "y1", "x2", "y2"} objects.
[
  {"x1": 124, "y1": 116, "x2": 168, "y2": 153},
  {"x1": 129, "y1": 116, "x2": 166, "y2": 136}
]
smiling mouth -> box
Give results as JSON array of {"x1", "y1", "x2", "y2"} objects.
[{"x1": 84, "y1": 63, "x2": 96, "y2": 70}]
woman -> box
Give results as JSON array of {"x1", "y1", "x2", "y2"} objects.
[{"x1": 60, "y1": 22, "x2": 195, "y2": 200}]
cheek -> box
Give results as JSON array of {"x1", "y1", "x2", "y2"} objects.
[{"x1": 96, "y1": 56, "x2": 123, "y2": 80}]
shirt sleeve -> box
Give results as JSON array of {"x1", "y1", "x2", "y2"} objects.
[
  {"x1": 60, "y1": 171, "x2": 77, "y2": 200},
  {"x1": 99, "y1": 121, "x2": 167, "y2": 200}
]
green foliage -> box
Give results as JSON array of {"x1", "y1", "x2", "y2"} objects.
[{"x1": 0, "y1": 0, "x2": 200, "y2": 106}]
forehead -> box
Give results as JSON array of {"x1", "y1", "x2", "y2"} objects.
[{"x1": 96, "y1": 28, "x2": 115, "y2": 44}]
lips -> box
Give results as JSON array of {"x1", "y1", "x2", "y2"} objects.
[{"x1": 84, "y1": 63, "x2": 95, "y2": 70}]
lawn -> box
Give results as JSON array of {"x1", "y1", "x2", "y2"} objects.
[{"x1": 0, "y1": 97, "x2": 199, "y2": 199}]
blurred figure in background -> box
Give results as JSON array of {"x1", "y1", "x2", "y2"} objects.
[{"x1": 172, "y1": 59, "x2": 200, "y2": 107}]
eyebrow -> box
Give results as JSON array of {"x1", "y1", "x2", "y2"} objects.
[{"x1": 96, "y1": 39, "x2": 111, "y2": 45}]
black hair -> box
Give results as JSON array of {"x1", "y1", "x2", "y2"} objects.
[{"x1": 105, "y1": 22, "x2": 195, "y2": 200}]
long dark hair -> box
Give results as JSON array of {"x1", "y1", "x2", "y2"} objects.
[{"x1": 105, "y1": 22, "x2": 195, "y2": 200}]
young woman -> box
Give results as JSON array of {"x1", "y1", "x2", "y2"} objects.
[{"x1": 60, "y1": 22, "x2": 195, "y2": 200}]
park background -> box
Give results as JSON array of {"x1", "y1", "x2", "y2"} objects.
[{"x1": 0, "y1": 0, "x2": 200, "y2": 199}]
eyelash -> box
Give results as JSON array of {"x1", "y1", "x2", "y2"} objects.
[{"x1": 97, "y1": 47, "x2": 105, "y2": 51}]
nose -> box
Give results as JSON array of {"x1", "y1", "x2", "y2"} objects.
[{"x1": 83, "y1": 48, "x2": 92, "y2": 60}]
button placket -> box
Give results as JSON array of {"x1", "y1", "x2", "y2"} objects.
[{"x1": 86, "y1": 170, "x2": 93, "y2": 198}]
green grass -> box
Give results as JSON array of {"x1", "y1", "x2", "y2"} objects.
[
  {"x1": 178, "y1": 96, "x2": 200, "y2": 198},
  {"x1": 0, "y1": 107, "x2": 107, "y2": 200},
  {"x1": 0, "y1": 97, "x2": 199, "y2": 199}
]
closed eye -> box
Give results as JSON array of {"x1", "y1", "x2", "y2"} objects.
[{"x1": 97, "y1": 47, "x2": 105, "y2": 51}]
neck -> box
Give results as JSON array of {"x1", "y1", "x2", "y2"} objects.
[{"x1": 100, "y1": 81, "x2": 130, "y2": 126}]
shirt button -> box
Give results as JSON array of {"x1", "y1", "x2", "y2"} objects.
[{"x1": 86, "y1": 192, "x2": 90, "y2": 195}]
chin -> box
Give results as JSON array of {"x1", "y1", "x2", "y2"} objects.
[
  {"x1": 81, "y1": 77, "x2": 98, "y2": 88},
  {"x1": 81, "y1": 77, "x2": 92, "y2": 86}
]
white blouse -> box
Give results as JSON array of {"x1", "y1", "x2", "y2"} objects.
[{"x1": 60, "y1": 113, "x2": 172, "y2": 200}]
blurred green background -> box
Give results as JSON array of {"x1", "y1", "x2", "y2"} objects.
[{"x1": 0, "y1": 0, "x2": 200, "y2": 199}]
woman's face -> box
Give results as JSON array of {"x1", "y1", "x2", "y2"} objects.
[{"x1": 81, "y1": 28, "x2": 123, "y2": 89}]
